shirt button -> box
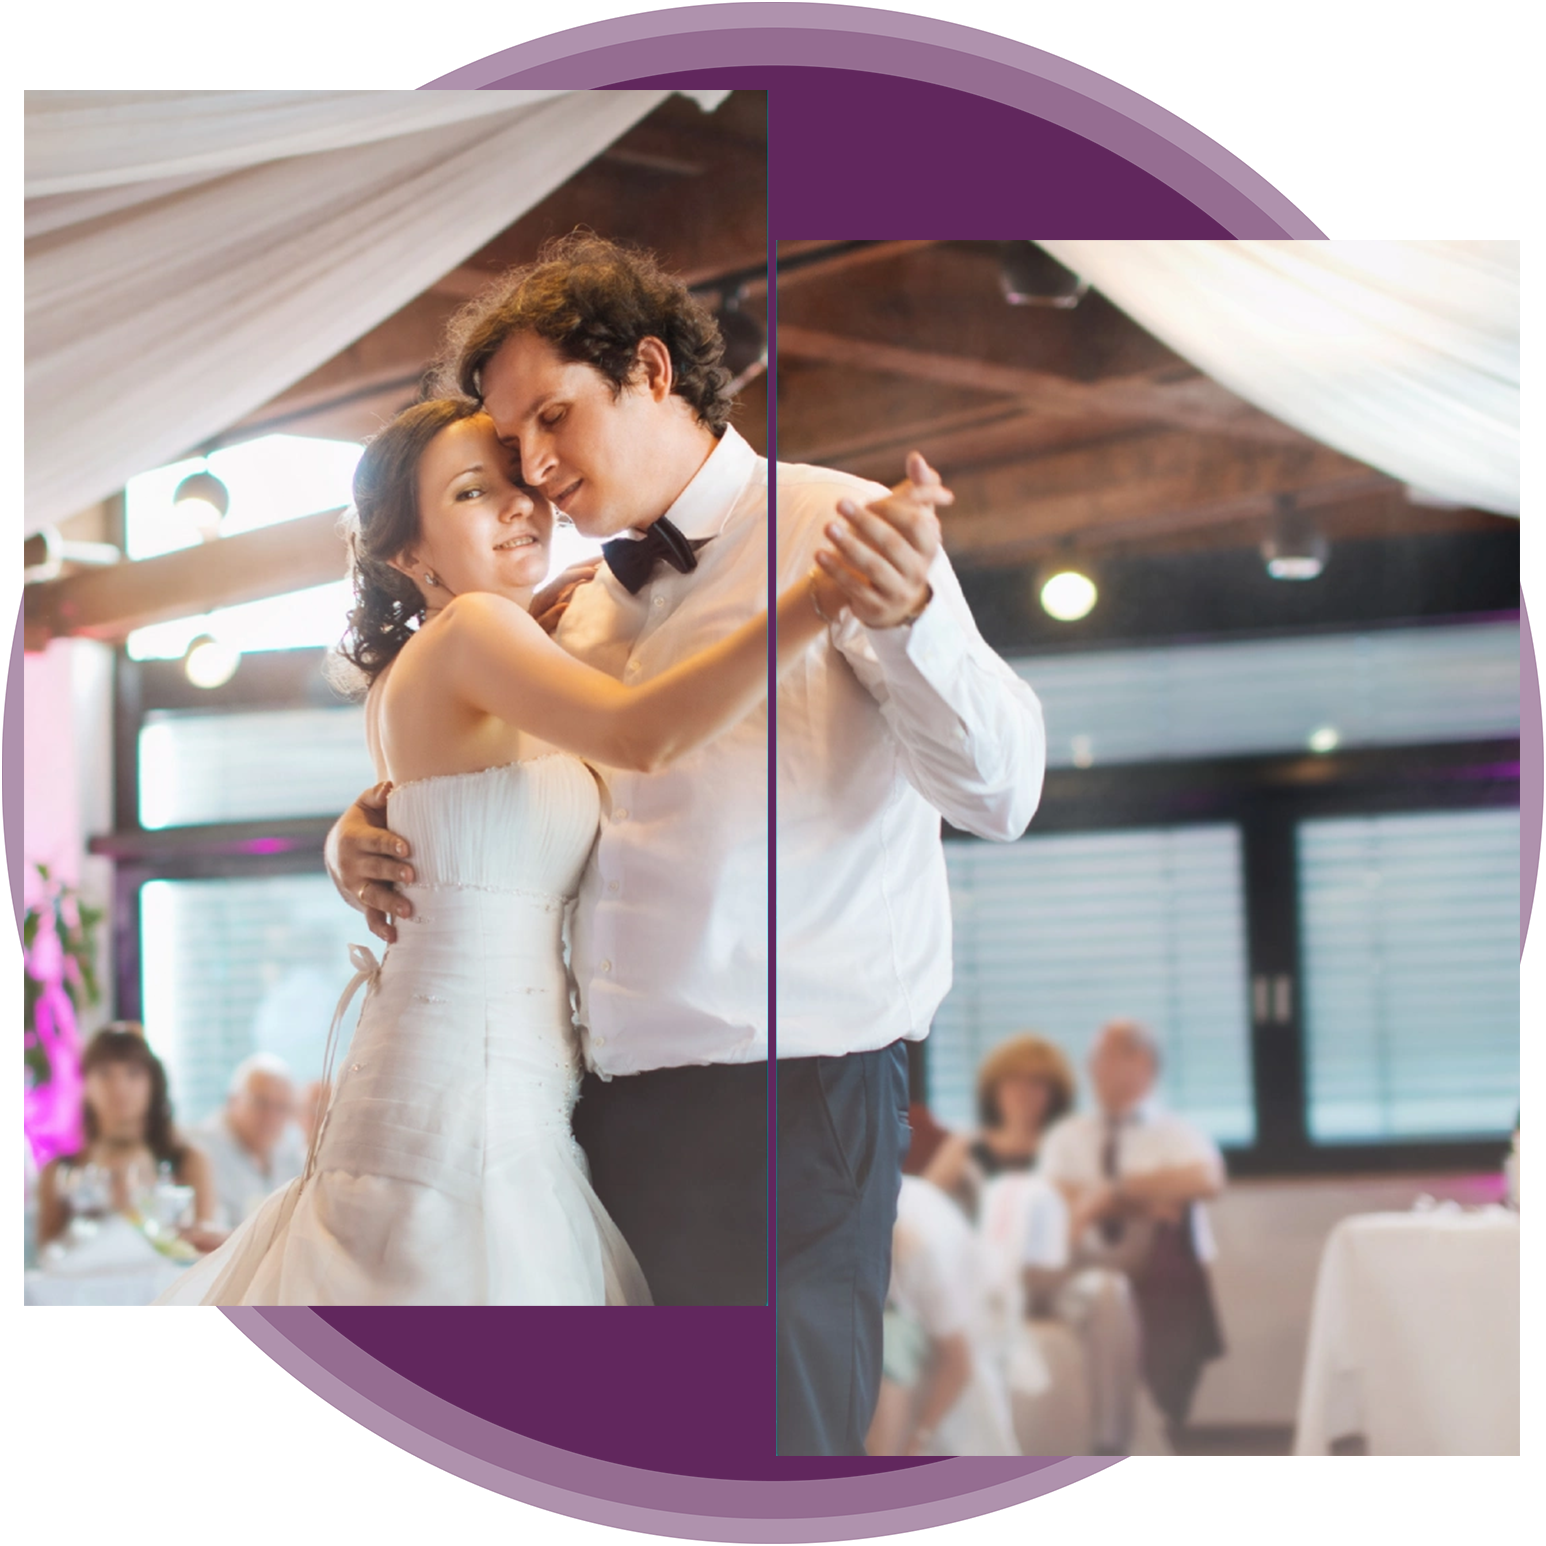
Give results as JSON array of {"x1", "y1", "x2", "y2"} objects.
[
  {"x1": 613, "y1": 808, "x2": 628, "y2": 822},
  {"x1": 594, "y1": 1036, "x2": 607, "y2": 1048},
  {"x1": 652, "y1": 596, "x2": 666, "y2": 610},
  {"x1": 607, "y1": 880, "x2": 620, "y2": 893},
  {"x1": 599, "y1": 960, "x2": 612, "y2": 974}
]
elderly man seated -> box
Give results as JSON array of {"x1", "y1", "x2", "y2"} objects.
[
  {"x1": 1038, "y1": 1019, "x2": 1227, "y2": 1452},
  {"x1": 194, "y1": 1054, "x2": 306, "y2": 1228}
]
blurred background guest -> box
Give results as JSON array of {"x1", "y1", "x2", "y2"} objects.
[
  {"x1": 868, "y1": 1174, "x2": 1019, "y2": 1456},
  {"x1": 924, "y1": 1033, "x2": 1074, "y2": 1216},
  {"x1": 1040, "y1": 1018, "x2": 1227, "y2": 1448},
  {"x1": 194, "y1": 1053, "x2": 305, "y2": 1227},
  {"x1": 36, "y1": 1025, "x2": 221, "y2": 1250}
]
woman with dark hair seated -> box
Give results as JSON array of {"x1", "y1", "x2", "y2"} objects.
[
  {"x1": 924, "y1": 1033, "x2": 1076, "y2": 1216},
  {"x1": 38, "y1": 1025, "x2": 220, "y2": 1249}
]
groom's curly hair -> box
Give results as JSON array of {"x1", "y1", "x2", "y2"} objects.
[{"x1": 437, "y1": 232, "x2": 735, "y2": 436}]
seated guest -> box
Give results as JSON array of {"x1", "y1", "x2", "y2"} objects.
[
  {"x1": 976, "y1": 1167, "x2": 1072, "y2": 1407},
  {"x1": 867, "y1": 1175, "x2": 1019, "y2": 1456},
  {"x1": 924, "y1": 1033, "x2": 1075, "y2": 1215},
  {"x1": 1039, "y1": 1018, "x2": 1227, "y2": 1448},
  {"x1": 195, "y1": 1053, "x2": 306, "y2": 1227},
  {"x1": 37, "y1": 1024, "x2": 221, "y2": 1250}
]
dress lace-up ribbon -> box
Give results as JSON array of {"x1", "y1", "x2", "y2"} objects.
[{"x1": 302, "y1": 943, "x2": 382, "y2": 1185}]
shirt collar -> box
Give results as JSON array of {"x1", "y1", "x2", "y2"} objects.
[
  {"x1": 645, "y1": 425, "x2": 758, "y2": 543},
  {"x1": 1102, "y1": 1097, "x2": 1157, "y2": 1129}
]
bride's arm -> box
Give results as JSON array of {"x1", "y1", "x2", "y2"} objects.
[{"x1": 435, "y1": 568, "x2": 838, "y2": 773}]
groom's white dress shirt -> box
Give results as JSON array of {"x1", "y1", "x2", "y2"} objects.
[
  {"x1": 775, "y1": 460, "x2": 1046, "y2": 1060},
  {"x1": 556, "y1": 426, "x2": 1045, "y2": 1077}
]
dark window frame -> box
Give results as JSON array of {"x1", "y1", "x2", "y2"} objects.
[
  {"x1": 98, "y1": 645, "x2": 352, "y2": 1019},
  {"x1": 932, "y1": 735, "x2": 1520, "y2": 1177}
]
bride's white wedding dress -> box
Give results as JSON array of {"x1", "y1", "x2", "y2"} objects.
[{"x1": 158, "y1": 754, "x2": 650, "y2": 1306}]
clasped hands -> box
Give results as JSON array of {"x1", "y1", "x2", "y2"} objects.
[
  {"x1": 814, "y1": 450, "x2": 952, "y2": 629},
  {"x1": 1071, "y1": 1180, "x2": 1183, "y2": 1238}
]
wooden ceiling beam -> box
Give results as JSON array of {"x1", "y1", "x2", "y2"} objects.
[
  {"x1": 25, "y1": 508, "x2": 349, "y2": 649},
  {"x1": 777, "y1": 325, "x2": 1306, "y2": 446},
  {"x1": 777, "y1": 242, "x2": 1183, "y2": 383},
  {"x1": 936, "y1": 432, "x2": 1393, "y2": 563}
]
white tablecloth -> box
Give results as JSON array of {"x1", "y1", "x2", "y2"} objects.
[
  {"x1": 24, "y1": 1261, "x2": 190, "y2": 1539},
  {"x1": 25, "y1": 1214, "x2": 193, "y2": 1306},
  {"x1": 1294, "y1": 1209, "x2": 1519, "y2": 1454}
]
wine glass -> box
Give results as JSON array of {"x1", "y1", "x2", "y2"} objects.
[
  {"x1": 63, "y1": 1161, "x2": 112, "y2": 1243},
  {"x1": 147, "y1": 1182, "x2": 196, "y2": 1239}
]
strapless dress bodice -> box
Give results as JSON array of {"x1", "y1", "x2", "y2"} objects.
[{"x1": 386, "y1": 753, "x2": 601, "y2": 900}]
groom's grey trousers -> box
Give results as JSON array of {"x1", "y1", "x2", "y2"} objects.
[{"x1": 776, "y1": 1040, "x2": 911, "y2": 1456}]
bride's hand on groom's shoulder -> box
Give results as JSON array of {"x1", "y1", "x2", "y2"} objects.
[
  {"x1": 328, "y1": 782, "x2": 415, "y2": 944},
  {"x1": 530, "y1": 558, "x2": 604, "y2": 636},
  {"x1": 814, "y1": 452, "x2": 953, "y2": 630}
]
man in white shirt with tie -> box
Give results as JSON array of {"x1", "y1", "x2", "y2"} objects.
[
  {"x1": 194, "y1": 1053, "x2": 306, "y2": 1228},
  {"x1": 1038, "y1": 1019, "x2": 1227, "y2": 1447},
  {"x1": 327, "y1": 237, "x2": 1045, "y2": 1451}
]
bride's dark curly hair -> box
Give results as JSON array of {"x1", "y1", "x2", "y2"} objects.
[{"x1": 335, "y1": 397, "x2": 486, "y2": 688}]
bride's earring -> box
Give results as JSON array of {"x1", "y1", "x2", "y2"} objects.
[{"x1": 424, "y1": 571, "x2": 440, "y2": 588}]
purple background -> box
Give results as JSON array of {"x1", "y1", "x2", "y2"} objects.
[{"x1": 11, "y1": 4, "x2": 1525, "y2": 1538}]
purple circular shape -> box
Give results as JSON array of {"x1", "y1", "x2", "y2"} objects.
[{"x1": 6, "y1": 18, "x2": 1539, "y2": 1546}]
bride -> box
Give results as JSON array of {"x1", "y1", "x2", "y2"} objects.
[{"x1": 158, "y1": 396, "x2": 847, "y2": 1306}]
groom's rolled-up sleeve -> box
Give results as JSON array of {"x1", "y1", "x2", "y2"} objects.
[{"x1": 833, "y1": 546, "x2": 1046, "y2": 841}]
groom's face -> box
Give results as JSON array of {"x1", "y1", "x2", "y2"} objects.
[{"x1": 480, "y1": 331, "x2": 674, "y2": 540}]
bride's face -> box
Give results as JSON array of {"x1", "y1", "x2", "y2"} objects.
[{"x1": 404, "y1": 415, "x2": 555, "y2": 603}]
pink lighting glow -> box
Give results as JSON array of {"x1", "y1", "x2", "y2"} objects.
[{"x1": 23, "y1": 902, "x2": 86, "y2": 1168}]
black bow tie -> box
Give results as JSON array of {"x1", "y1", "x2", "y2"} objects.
[{"x1": 601, "y1": 515, "x2": 703, "y2": 595}]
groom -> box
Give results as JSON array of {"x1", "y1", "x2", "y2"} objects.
[{"x1": 328, "y1": 236, "x2": 1045, "y2": 1444}]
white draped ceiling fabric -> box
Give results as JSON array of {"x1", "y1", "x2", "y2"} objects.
[
  {"x1": 25, "y1": 90, "x2": 726, "y2": 533},
  {"x1": 1040, "y1": 241, "x2": 1519, "y2": 517}
]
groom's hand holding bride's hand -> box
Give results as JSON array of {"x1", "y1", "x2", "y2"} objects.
[
  {"x1": 814, "y1": 451, "x2": 953, "y2": 630},
  {"x1": 328, "y1": 781, "x2": 415, "y2": 945}
]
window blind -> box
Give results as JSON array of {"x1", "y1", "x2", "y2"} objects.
[
  {"x1": 1014, "y1": 620, "x2": 1519, "y2": 770},
  {"x1": 930, "y1": 825, "x2": 1254, "y2": 1143},
  {"x1": 140, "y1": 873, "x2": 367, "y2": 1122},
  {"x1": 139, "y1": 705, "x2": 376, "y2": 829},
  {"x1": 1299, "y1": 807, "x2": 1519, "y2": 1142}
]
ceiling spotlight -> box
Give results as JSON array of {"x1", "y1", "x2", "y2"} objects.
[
  {"x1": 1039, "y1": 567, "x2": 1098, "y2": 622},
  {"x1": 184, "y1": 633, "x2": 240, "y2": 689},
  {"x1": 1262, "y1": 495, "x2": 1328, "y2": 581},
  {"x1": 998, "y1": 243, "x2": 1089, "y2": 308},
  {"x1": 715, "y1": 293, "x2": 768, "y2": 394},
  {"x1": 1307, "y1": 725, "x2": 1341, "y2": 754},
  {"x1": 173, "y1": 469, "x2": 231, "y2": 543}
]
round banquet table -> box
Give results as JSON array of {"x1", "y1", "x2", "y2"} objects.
[{"x1": 1294, "y1": 1208, "x2": 1519, "y2": 1455}]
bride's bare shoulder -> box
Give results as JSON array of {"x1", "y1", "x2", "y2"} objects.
[{"x1": 433, "y1": 591, "x2": 547, "y2": 655}]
